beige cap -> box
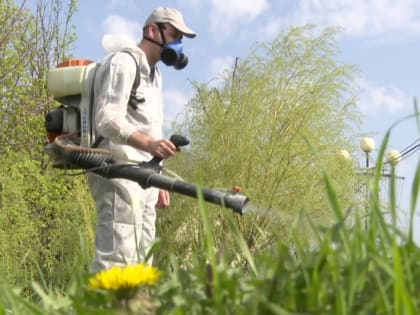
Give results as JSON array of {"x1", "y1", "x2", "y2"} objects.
[{"x1": 144, "y1": 7, "x2": 196, "y2": 38}]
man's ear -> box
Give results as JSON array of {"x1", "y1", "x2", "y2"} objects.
[
  {"x1": 143, "y1": 24, "x2": 153, "y2": 38},
  {"x1": 148, "y1": 23, "x2": 160, "y2": 38}
]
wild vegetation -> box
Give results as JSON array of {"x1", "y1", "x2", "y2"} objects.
[
  {"x1": 158, "y1": 24, "x2": 361, "y2": 265},
  {"x1": 1, "y1": 0, "x2": 419, "y2": 314},
  {"x1": 0, "y1": 0, "x2": 95, "y2": 292}
]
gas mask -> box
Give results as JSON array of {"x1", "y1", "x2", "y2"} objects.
[
  {"x1": 160, "y1": 39, "x2": 188, "y2": 69},
  {"x1": 144, "y1": 23, "x2": 189, "y2": 70}
]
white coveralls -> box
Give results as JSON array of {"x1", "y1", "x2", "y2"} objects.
[{"x1": 87, "y1": 47, "x2": 163, "y2": 272}]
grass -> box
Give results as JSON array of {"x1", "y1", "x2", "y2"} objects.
[{"x1": 2, "y1": 133, "x2": 420, "y2": 315}]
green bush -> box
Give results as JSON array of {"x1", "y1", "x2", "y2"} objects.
[
  {"x1": 167, "y1": 26, "x2": 361, "y2": 257},
  {"x1": 0, "y1": 123, "x2": 419, "y2": 314},
  {"x1": 0, "y1": 150, "x2": 95, "y2": 292}
]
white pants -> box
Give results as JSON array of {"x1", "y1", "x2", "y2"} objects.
[{"x1": 87, "y1": 174, "x2": 158, "y2": 272}]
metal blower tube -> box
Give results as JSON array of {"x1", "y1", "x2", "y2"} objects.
[{"x1": 64, "y1": 150, "x2": 249, "y2": 215}]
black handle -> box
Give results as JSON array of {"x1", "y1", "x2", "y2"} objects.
[
  {"x1": 168, "y1": 134, "x2": 190, "y2": 147},
  {"x1": 146, "y1": 134, "x2": 190, "y2": 168}
]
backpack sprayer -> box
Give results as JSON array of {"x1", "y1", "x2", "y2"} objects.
[{"x1": 44, "y1": 57, "x2": 249, "y2": 215}]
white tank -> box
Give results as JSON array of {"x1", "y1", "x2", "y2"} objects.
[{"x1": 47, "y1": 60, "x2": 95, "y2": 98}]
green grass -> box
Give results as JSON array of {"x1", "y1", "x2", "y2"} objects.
[{"x1": 2, "y1": 135, "x2": 420, "y2": 315}]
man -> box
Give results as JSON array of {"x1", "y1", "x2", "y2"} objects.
[{"x1": 88, "y1": 7, "x2": 196, "y2": 272}]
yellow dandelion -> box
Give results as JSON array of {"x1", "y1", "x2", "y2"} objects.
[{"x1": 89, "y1": 263, "x2": 161, "y2": 292}]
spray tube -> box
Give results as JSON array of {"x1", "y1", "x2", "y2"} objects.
[{"x1": 45, "y1": 135, "x2": 249, "y2": 215}]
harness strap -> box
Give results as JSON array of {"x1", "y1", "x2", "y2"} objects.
[{"x1": 92, "y1": 50, "x2": 142, "y2": 148}]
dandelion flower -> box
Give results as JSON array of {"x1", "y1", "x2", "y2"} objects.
[{"x1": 89, "y1": 263, "x2": 161, "y2": 293}]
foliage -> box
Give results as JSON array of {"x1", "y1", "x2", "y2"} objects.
[
  {"x1": 0, "y1": 149, "x2": 95, "y2": 292},
  {"x1": 1, "y1": 1, "x2": 418, "y2": 313},
  {"x1": 164, "y1": 25, "x2": 362, "y2": 260},
  {"x1": 0, "y1": 0, "x2": 96, "y2": 293},
  {"x1": 1, "y1": 125, "x2": 420, "y2": 314},
  {"x1": 0, "y1": 0, "x2": 77, "y2": 154}
]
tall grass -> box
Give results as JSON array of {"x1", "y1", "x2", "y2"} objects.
[{"x1": 1, "y1": 135, "x2": 420, "y2": 314}]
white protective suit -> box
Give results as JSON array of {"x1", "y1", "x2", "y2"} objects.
[{"x1": 87, "y1": 46, "x2": 163, "y2": 272}]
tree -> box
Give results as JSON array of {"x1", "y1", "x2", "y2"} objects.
[
  {"x1": 163, "y1": 26, "x2": 361, "y2": 259},
  {"x1": 0, "y1": 0, "x2": 96, "y2": 291},
  {"x1": 0, "y1": 0, "x2": 76, "y2": 154}
]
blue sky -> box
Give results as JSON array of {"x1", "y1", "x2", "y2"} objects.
[{"x1": 68, "y1": 0, "x2": 420, "y2": 239}]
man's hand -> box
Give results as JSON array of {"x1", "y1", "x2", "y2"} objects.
[
  {"x1": 128, "y1": 132, "x2": 177, "y2": 160},
  {"x1": 156, "y1": 190, "x2": 170, "y2": 208},
  {"x1": 148, "y1": 139, "x2": 177, "y2": 159}
]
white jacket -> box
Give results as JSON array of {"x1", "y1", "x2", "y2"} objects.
[{"x1": 93, "y1": 46, "x2": 163, "y2": 162}]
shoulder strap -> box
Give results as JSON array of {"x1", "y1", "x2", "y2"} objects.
[
  {"x1": 121, "y1": 49, "x2": 144, "y2": 110},
  {"x1": 91, "y1": 50, "x2": 142, "y2": 148}
]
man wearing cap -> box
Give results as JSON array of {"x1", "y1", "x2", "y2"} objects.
[{"x1": 88, "y1": 7, "x2": 196, "y2": 272}]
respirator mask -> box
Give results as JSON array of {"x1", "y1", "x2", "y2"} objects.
[
  {"x1": 160, "y1": 39, "x2": 188, "y2": 69},
  {"x1": 144, "y1": 23, "x2": 189, "y2": 70}
]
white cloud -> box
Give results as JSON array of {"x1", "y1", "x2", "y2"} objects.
[
  {"x1": 207, "y1": 56, "x2": 235, "y2": 87},
  {"x1": 287, "y1": 0, "x2": 420, "y2": 38},
  {"x1": 101, "y1": 15, "x2": 140, "y2": 42},
  {"x1": 209, "y1": 56, "x2": 235, "y2": 78},
  {"x1": 163, "y1": 89, "x2": 190, "y2": 123},
  {"x1": 210, "y1": 0, "x2": 269, "y2": 34},
  {"x1": 102, "y1": 34, "x2": 137, "y2": 53},
  {"x1": 358, "y1": 79, "x2": 411, "y2": 115}
]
